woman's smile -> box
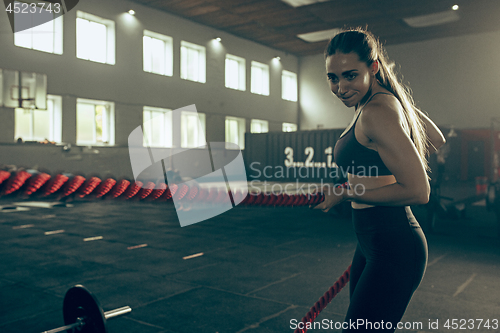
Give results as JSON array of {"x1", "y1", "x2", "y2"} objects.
[{"x1": 325, "y1": 51, "x2": 375, "y2": 108}]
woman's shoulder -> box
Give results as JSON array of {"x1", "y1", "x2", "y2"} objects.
[
  {"x1": 361, "y1": 93, "x2": 402, "y2": 122},
  {"x1": 359, "y1": 93, "x2": 405, "y2": 137}
]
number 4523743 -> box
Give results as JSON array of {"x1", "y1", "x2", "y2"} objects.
[
  {"x1": 5, "y1": 2, "x2": 62, "y2": 14},
  {"x1": 443, "y1": 319, "x2": 498, "y2": 330}
]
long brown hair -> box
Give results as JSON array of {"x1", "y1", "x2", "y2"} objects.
[{"x1": 325, "y1": 27, "x2": 430, "y2": 171}]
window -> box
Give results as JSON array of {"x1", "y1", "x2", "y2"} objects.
[
  {"x1": 15, "y1": 94, "x2": 62, "y2": 142},
  {"x1": 143, "y1": 107, "x2": 173, "y2": 148},
  {"x1": 251, "y1": 119, "x2": 268, "y2": 133},
  {"x1": 76, "y1": 98, "x2": 115, "y2": 145},
  {"x1": 283, "y1": 123, "x2": 297, "y2": 132},
  {"x1": 225, "y1": 116, "x2": 246, "y2": 149},
  {"x1": 76, "y1": 11, "x2": 115, "y2": 65},
  {"x1": 251, "y1": 61, "x2": 269, "y2": 96},
  {"x1": 180, "y1": 41, "x2": 206, "y2": 83},
  {"x1": 143, "y1": 30, "x2": 173, "y2": 76},
  {"x1": 282, "y1": 70, "x2": 298, "y2": 102},
  {"x1": 14, "y1": 2, "x2": 63, "y2": 54},
  {"x1": 225, "y1": 54, "x2": 245, "y2": 91},
  {"x1": 181, "y1": 110, "x2": 206, "y2": 148}
]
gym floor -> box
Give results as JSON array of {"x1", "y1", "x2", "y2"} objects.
[{"x1": 1, "y1": 182, "x2": 499, "y2": 333}]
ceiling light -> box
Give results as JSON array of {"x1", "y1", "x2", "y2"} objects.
[
  {"x1": 403, "y1": 10, "x2": 459, "y2": 28},
  {"x1": 452, "y1": 4, "x2": 459, "y2": 10},
  {"x1": 128, "y1": 9, "x2": 135, "y2": 15},
  {"x1": 215, "y1": 37, "x2": 222, "y2": 42},
  {"x1": 281, "y1": 0, "x2": 330, "y2": 7},
  {"x1": 274, "y1": 56, "x2": 281, "y2": 61},
  {"x1": 297, "y1": 28, "x2": 340, "y2": 43}
]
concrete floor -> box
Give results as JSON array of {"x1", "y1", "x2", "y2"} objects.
[{"x1": 1, "y1": 184, "x2": 499, "y2": 333}]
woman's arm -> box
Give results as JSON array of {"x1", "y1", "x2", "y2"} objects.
[
  {"x1": 345, "y1": 104, "x2": 429, "y2": 206},
  {"x1": 314, "y1": 102, "x2": 430, "y2": 212},
  {"x1": 417, "y1": 109, "x2": 446, "y2": 155}
]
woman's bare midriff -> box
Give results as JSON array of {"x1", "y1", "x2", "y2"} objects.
[{"x1": 348, "y1": 173, "x2": 397, "y2": 209}]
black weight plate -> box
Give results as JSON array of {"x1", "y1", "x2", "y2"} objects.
[{"x1": 63, "y1": 285, "x2": 107, "y2": 333}]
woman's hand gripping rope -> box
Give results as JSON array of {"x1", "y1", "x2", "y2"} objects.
[{"x1": 310, "y1": 182, "x2": 349, "y2": 213}]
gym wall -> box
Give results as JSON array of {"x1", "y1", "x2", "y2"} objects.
[
  {"x1": 299, "y1": 30, "x2": 500, "y2": 131},
  {"x1": 0, "y1": 0, "x2": 298, "y2": 178}
]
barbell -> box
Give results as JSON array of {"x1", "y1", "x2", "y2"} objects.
[{"x1": 41, "y1": 285, "x2": 131, "y2": 333}]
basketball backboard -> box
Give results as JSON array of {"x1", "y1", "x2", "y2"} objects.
[{"x1": 2, "y1": 69, "x2": 47, "y2": 110}]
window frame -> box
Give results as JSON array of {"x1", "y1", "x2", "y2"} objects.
[
  {"x1": 180, "y1": 40, "x2": 206, "y2": 83},
  {"x1": 250, "y1": 61, "x2": 270, "y2": 96},
  {"x1": 142, "y1": 106, "x2": 173, "y2": 148},
  {"x1": 250, "y1": 119, "x2": 269, "y2": 133},
  {"x1": 282, "y1": 122, "x2": 297, "y2": 132},
  {"x1": 282, "y1": 70, "x2": 298, "y2": 102},
  {"x1": 180, "y1": 110, "x2": 206, "y2": 148},
  {"x1": 225, "y1": 116, "x2": 246, "y2": 150},
  {"x1": 225, "y1": 54, "x2": 246, "y2": 91},
  {"x1": 76, "y1": 98, "x2": 115, "y2": 146},
  {"x1": 76, "y1": 10, "x2": 115, "y2": 65},
  {"x1": 143, "y1": 30, "x2": 173, "y2": 77},
  {"x1": 14, "y1": 94, "x2": 62, "y2": 143},
  {"x1": 13, "y1": 1, "x2": 63, "y2": 55}
]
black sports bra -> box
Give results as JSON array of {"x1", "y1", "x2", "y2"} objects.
[{"x1": 333, "y1": 92, "x2": 393, "y2": 176}]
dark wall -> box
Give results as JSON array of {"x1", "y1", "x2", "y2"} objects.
[
  {"x1": 245, "y1": 127, "x2": 500, "y2": 184},
  {"x1": 245, "y1": 129, "x2": 344, "y2": 184}
]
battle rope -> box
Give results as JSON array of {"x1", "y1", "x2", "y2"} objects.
[
  {"x1": 0, "y1": 170, "x2": 333, "y2": 206},
  {"x1": 295, "y1": 265, "x2": 351, "y2": 333},
  {"x1": 1, "y1": 169, "x2": 352, "y2": 329}
]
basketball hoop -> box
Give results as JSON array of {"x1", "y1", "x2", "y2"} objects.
[
  {"x1": 1, "y1": 69, "x2": 47, "y2": 110},
  {"x1": 23, "y1": 103, "x2": 36, "y2": 115},
  {"x1": 10, "y1": 85, "x2": 36, "y2": 108}
]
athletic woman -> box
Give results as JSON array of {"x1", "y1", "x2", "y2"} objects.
[{"x1": 313, "y1": 28, "x2": 445, "y2": 332}]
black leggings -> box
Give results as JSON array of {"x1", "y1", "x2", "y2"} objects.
[{"x1": 343, "y1": 206, "x2": 428, "y2": 332}]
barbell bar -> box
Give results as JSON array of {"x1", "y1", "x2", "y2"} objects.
[{"x1": 41, "y1": 285, "x2": 131, "y2": 333}]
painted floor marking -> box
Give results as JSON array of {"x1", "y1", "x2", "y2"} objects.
[
  {"x1": 45, "y1": 229, "x2": 65, "y2": 235},
  {"x1": 84, "y1": 236, "x2": 103, "y2": 242},
  {"x1": 453, "y1": 273, "x2": 477, "y2": 297},
  {"x1": 127, "y1": 243, "x2": 148, "y2": 250},
  {"x1": 13, "y1": 224, "x2": 35, "y2": 229},
  {"x1": 183, "y1": 252, "x2": 204, "y2": 260},
  {"x1": 13, "y1": 202, "x2": 73, "y2": 208}
]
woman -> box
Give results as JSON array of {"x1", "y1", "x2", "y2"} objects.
[{"x1": 313, "y1": 28, "x2": 445, "y2": 332}]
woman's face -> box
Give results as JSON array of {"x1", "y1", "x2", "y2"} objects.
[{"x1": 325, "y1": 51, "x2": 376, "y2": 108}]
